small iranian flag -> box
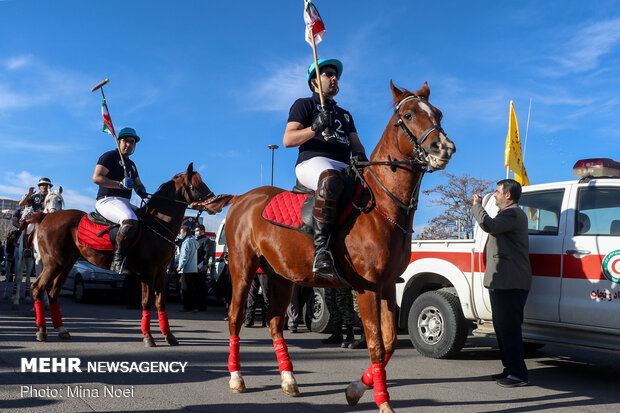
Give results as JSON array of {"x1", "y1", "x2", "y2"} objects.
[
  {"x1": 101, "y1": 100, "x2": 116, "y2": 137},
  {"x1": 304, "y1": 0, "x2": 326, "y2": 46}
]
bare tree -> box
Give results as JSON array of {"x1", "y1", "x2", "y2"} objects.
[{"x1": 418, "y1": 172, "x2": 494, "y2": 240}]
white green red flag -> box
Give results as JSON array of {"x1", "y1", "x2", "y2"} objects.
[
  {"x1": 101, "y1": 100, "x2": 116, "y2": 137},
  {"x1": 304, "y1": 0, "x2": 326, "y2": 46}
]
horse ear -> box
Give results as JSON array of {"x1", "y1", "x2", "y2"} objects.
[
  {"x1": 415, "y1": 81, "x2": 430, "y2": 100},
  {"x1": 59, "y1": 186, "x2": 63, "y2": 194},
  {"x1": 186, "y1": 162, "x2": 194, "y2": 176},
  {"x1": 390, "y1": 80, "x2": 404, "y2": 103}
]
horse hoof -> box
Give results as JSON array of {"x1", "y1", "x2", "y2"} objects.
[
  {"x1": 36, "y1": 332, "x2": 48, "y2": 342},
  {"x1": 143, "y1": 338, "x2": 156, "y2": 347},
  {"x1": 379, "y1": 401, "x2": 396, "y2": 413},
  {"x1": 229, "y1": 375, "x2": 247, "y2": 393},
  {"x1": 165, "y1": 334, "x2": 179, "y2": 346},
  {"x1": 58, "y1": 331, "x2": 71, "y2": 340},
  {"x1": 345, "y1": 380, "x2": 369, "y2": 407},
  {"x1": 281, "y1": 381, "x2": 300, "y2": 397},
  {"x1": 281, "y1": 371, "x2": 300, "y2": 397}
]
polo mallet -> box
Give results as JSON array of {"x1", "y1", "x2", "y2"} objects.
[{"x1": 91, "y1": 78, "x2": 129, "y2": 178}]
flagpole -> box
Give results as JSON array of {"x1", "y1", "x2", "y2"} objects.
[
  {"x1": 98, "y1": 88, "x2": 128, "y2": 178},
  {"x1": 310, "y1": 28, "x2": 326, "y2": 108},
  {"x1": 523, "y1": 97, "x2": 532, "y2": 162}
]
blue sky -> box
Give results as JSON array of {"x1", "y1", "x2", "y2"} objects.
[{"x1": 1, "y1": 1, "x2": 619, "y2": 232}]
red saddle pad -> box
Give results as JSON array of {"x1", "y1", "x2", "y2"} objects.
[
  {"x1": 261, "y1": 192, "x2": 310, "y2": 230},
  {"x1": 261, "y1": 182, "x2": 362, "y2": 232},
  {"x1": 77, "y1": 215, "x2": 115, "y2": 250}
]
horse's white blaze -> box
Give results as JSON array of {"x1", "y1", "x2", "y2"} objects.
[{"x1": 419, "y1": 101, "x2": 435, "y2": 118}]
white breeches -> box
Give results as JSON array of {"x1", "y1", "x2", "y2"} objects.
[
  {"x1": 95, "y1": 197, "x2": 137, "y2": 224},
  {"x1": 295, "y1": 156, "x2": 347, "y2": 191}
]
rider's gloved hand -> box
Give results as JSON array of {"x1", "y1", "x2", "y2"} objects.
[
  {"x1": 352, "y1": 152, "x2": 368, "y2": 163},
  {"x1": 120, "y1": 177, "x2": 134, "y2": 190},
  {"x1": 135, "y1": 186, "x2": 148, "y2": 199},
  {"x1": 311, "y1": 109, "x2": 332, "y2": 133}
]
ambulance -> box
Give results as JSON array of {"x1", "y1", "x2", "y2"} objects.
[{"x1": 395, "y1": 158, "x2": 620, "y2": 358}]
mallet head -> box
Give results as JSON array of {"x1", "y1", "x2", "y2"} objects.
[{"x1": 91, "y1": 78, "x2": 109, "y2": 92}]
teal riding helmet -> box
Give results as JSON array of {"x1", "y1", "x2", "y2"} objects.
[
  {"x1": 118, "y1": 127, "x2": 141, "y2": 142},
  {"x1": 307, "y1": 58, "x2": 343, "y2": 89}
]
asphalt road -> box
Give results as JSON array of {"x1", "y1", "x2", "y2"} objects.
[{"x1": 1, "y1": 291, "x2": 620, "y2": 413}]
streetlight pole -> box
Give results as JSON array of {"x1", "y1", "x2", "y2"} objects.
[{"x1": 267, "y1": 144, "x2": 279, "y2": 186}]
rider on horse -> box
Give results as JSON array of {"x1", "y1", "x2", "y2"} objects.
[
  {"x1": 18, "y1": 177, "x2": 53, "y2": 212},
  {"x1": 92, "y1": 127, "x2": 148, "y2": 274},
  {"x1": 283, "y1": 58, "x2": 368, "y2": 280}
]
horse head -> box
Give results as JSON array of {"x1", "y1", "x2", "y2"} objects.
[
  {"x1": 173, "y1": 163, "x2": 214, "y2": 205},
  {"x1": 389, "y1": 81, "x2": 455, "y2": 171},
  {"x1": 44, "y1": 186, "x2": 64, "y2": 213}
]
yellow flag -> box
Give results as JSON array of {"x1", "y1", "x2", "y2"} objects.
[{"x1": 504, "y1": 101, "x2": 530, "y2": 186}]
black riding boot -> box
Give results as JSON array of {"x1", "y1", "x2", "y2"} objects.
[
  {"x1": 341, "y1": 324, "x2": 355, "y2": 348},
  {"x1": 322, "y1": 323, "x2": 343, "y2": 345},
  {"x1": 110, "y1": 219, "x2": 139, "y2": 275},
  {"x1": 349, "y1": 330, "x2": 367, "y2": 349},
  {"x1": 312, "y1": 220, "x2": 335, "y2": 277},
  {"x1": 312, "y1": 170, "x2": 344, "y2": 280}
]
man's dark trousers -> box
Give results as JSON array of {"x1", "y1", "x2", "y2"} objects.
[
  {"x1": 489, "y1": 288, "x2": 529, "y2": 381},
  {"x1": 181, "y1": 273, "x2": 201, "y2": 311}
]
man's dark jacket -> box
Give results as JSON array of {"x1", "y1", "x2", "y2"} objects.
[{"x1": 472, "y1": 203, "x2": 532, "y2": 291}]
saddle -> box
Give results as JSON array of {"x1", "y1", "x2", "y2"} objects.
[
  {"x1": 77, "y1": 212, "x2": 142, "y2": 251},
  {"x1": 261, "y1": 172, "x2": 363, "y2": 238}
]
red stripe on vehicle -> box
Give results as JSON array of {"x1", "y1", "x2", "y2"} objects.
[{"x1": 563, "y1": 255, "x2": 605, "y2": 280}]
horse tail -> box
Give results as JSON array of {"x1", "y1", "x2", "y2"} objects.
[{"x1": 200, "y1": 194, "x2": 237, "y2": 215}]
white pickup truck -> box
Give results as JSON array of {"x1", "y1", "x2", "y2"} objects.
[{"x1": 396, "y1": 158, "x2": 620, "y2": 358}]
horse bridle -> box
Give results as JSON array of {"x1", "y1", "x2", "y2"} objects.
[
  {"x1": 393, "y1": 94, "x2": 446, "y2": 164},
  {"x1": 348, "y1": 94, "x2": 445, "y2": 234}
]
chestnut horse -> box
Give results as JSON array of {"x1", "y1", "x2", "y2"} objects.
[
  {"x1": 27, "y1": 163, "x2": 222, "y2": 345},
  {"x1": 216, "y1": 82, "x2": 455, "y2": 413}
]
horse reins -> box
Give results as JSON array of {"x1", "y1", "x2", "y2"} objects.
[{"x1": 348, "y1": 94, "x2": 445, "y2": 235}]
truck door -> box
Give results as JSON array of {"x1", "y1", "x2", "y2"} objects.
[
  {"x1": 560, "y1": 184, "x2": 620, "y2": 329},
  {"x1": 518, "y1": 188, "x2": 566, "y2": 322}
]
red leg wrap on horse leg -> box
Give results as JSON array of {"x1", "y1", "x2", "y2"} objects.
[
  {"x1": 372, "y1": 363, "x2": 390, "y2": 407},
  {"x1": 50, "y1": 302, "x2": 63, "y2": 329},
  {"x1": 273, "y1": 338, "x2": 293, "y2": 373},
  {"x1": 362, "y1": 353, "x2": 392, "y2": 387},
  {"x1": 34, "y1": 300, "x2": 46, "y2": 326},
  {"x1": 25, "y1": 284, "x2": 30, "y2": 297},
  {"x1": 228, "y1": 336, "x2": 241, "y2": 372},
  {"x1": 158, "y1": 311, "x2": 171, "y2": 335},
  {"x1": 141, "y1": 310, "x2": 151, "y2": 335}
]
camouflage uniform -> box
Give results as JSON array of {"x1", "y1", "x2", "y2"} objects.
[{"x1": 325, "y1": 287, "x2": 355, "y2": 326}]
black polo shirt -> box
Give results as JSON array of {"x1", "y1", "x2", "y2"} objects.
[
  {"x1": 287, "y1": 92, "x2": 357, "y2": 165},
  {"x1": 26, "y1": 193, "x2": 46, "y2": 212},
  {"x1": 96, "y1": 150, "x2": 139, "y2": 200}
]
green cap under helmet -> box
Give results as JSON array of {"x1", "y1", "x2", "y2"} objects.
[
  {"x1": 307, "y1": 58, "x2": 343, "y2": 89},
  {"x1": 118, "y1": 127, "x2": 140, "y2": 142}
]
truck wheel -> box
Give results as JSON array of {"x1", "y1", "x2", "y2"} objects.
[
  {"x1": 408, "y1": 290, "x2": 468, "y2": 359},
  {"x1": 305, "y1": 288, "x2": 332, "y2": 333}
]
